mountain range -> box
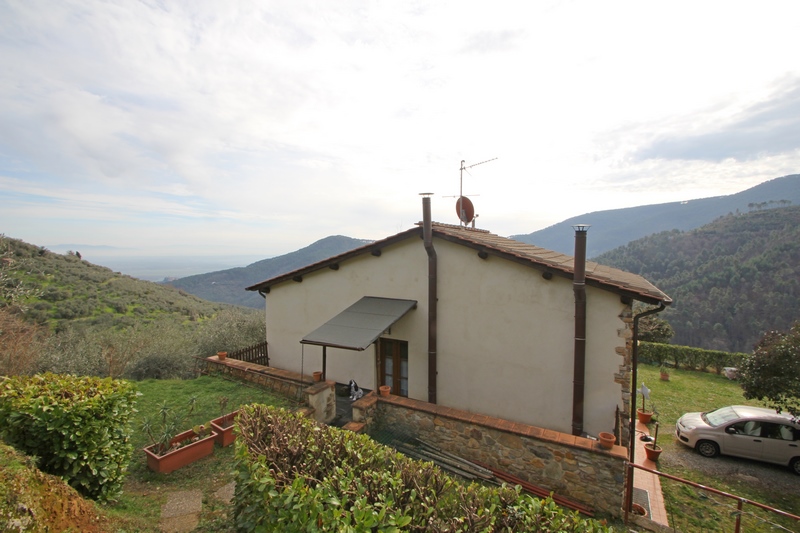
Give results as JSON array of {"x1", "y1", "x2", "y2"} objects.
[{"x1": 167, "y1": 174, "x2": 799, "y2": 311}]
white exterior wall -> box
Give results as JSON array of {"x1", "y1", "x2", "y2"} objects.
[
  {"x1": 433, "y1": 239, "x2": 626, "y2": 436},
  {"x1": 264, "y1": 238, "x2": 430, "y2": 395},
  {"x1": 262, "y1": 234, "x2": 628, "y2": 436}
]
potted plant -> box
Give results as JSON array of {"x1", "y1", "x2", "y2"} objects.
[
  {"x1": 660, "y1": 364, "x2": 670, "y2": 381},
  {"x1": 217, "y1": 351, "x2": 227, "y2": 361},
  {"x1": 210, "y1": 396, "x2": 239, "y2": 447},
  {"x1": 312, "y1": 371, "x2": 323, "y2": 382},
  {"x1": 379, "y1": 385, "x2": 391, "y2": 397},
  {"x1": 636, "y1": 383, "x2": 654, "y2": 424},
  {"x1": 644, "y1": 422, "x2": 663, "y2": 462},
  {"x1": 142, "y1": 397, "x2": 218, "y2": 473},
  {"x1": 598, "y1": 431, "x2": 616, "y2": 449}
]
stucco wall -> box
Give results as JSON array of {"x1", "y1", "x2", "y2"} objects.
[
  {"x1": 262, "y1": 232, "x2": 631, "y2": 438},
  {"x1": 264, "y1": 238, "x2": 429, "y2": 394}
]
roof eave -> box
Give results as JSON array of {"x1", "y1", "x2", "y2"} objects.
[{"x1": 245, "y1": 227, "x2": 421, "y2": 293}]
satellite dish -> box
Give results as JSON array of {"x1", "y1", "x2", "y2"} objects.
[{"x1": 455, "y1": 196, "x2": 475, "y2": 224}]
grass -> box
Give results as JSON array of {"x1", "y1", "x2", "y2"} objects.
[
  {"x1": 103, "y1": 374, "x2": 296, "y2": 532},
  {"x1": 637, "y1": 363, "x2": 800, "y2": 532}
]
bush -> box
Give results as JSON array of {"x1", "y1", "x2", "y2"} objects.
[
  {"x1": 0, "y1": 373, "x2": 138, "y2": 501},
  {"x1": 233, "y1": 406, "x2": 612, "y2": 532},
  {"x1": 638, "y1": 342, "x2": 747, "y2": 373}
]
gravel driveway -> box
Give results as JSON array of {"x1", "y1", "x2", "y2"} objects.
[{"x1": 662, "y1": 440, "x2": 800, "y2": 504}]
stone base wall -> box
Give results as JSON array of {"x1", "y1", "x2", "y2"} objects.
[
  {"x1": 354, "y1": 394, "x2": 627, "y2": 517},
  {"x1": 203, "y1": 357, "x2": 336, "y2": 423}
]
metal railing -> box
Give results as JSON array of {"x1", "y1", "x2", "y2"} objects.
[{"x1": 626, "y1": 462, "x2": 800, "y2": 532}]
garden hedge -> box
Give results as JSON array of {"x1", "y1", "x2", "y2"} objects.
[
  {"x1": 639, "y1": 342, "x2": 747, "y2": 374},
  {"x1": 233, "y1": 405, "x2": 613, "y2": 532},
  {"x1": 0, "y1": 373, "x2": 138, "y2": 501}
]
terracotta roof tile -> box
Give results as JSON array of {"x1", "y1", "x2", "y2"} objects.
[{"x1": 247, "y1": 222, "x2": 671, "y2": 305}]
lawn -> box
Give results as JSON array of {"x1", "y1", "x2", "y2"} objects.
[
  {"x1": 636, "y1": 363, "x2": 800, "y2": 532},
  {"x1": 103, "y1": 375, "x2": 295, "y2": 532}
]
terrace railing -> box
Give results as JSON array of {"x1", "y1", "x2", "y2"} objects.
[
  {"x1": 626, "y1": 462, "x2": 800, "y2": 532},
  {"x1": 228, "y1": 341, "x2": 269, "y2": 366}
]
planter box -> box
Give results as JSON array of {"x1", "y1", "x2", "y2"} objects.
[
  {"x1": 144, "y1": 428, "x2": 218, "y2": 473},
  {"x1": 210, "y1": 411, "x2": 239, "y2": 447}
]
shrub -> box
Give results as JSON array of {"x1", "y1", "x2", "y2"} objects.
[
  {"x1": 638, "y1": 342, "x2": 747, "y2": 373},
  {"x1": 233, "y1": 406, "x2": 612, "y2": 532},
  {"x1": 0, "y1": 373, "x2": 138, "y2": 501}
]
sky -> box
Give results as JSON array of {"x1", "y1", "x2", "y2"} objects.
[{"x1": 2, "y1": 0, "x2": 800, "y2": 260}]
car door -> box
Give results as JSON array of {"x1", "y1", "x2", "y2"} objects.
[
  {"x1": 722, "y1": 420, "x2": 764, "y2": 460},
  {"x1": 760, "y1": 422, "x2": 800, "y2": 466}
]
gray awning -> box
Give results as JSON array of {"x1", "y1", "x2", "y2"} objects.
[{"x1": 300, "y1": 296, "x2": 417, "y2": 351}]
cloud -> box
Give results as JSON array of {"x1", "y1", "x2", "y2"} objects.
[
  {"x1": 633, "y1": 77, "x2": 800, "y2": 162},
  {"x1": 460, "y1": 30, "x2": 525, "y2": 54}
]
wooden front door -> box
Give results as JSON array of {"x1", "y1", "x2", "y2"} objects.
[{"x1": 379, "y1": 338, "x2": 408, "y2": 397}]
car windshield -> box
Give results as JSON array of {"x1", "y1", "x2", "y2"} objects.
[{"x1": 702, "y1": 406, "x2": 740, "y2": 427}]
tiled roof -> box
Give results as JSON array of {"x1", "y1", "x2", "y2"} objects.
[
  {"x1": 246, "y1": 222, "x2": 672, "y2": 305},
  {"x1": 430, "y1": 223, "x2": 671, "y2": 305}
]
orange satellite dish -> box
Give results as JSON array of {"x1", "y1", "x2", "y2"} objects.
[{"x1": 455, "y1": 196, "x2": 475, "y2": 224}]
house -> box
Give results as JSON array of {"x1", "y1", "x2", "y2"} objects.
[{"x1": 246, "y1": 196, "x2": 671, "y2": 440}]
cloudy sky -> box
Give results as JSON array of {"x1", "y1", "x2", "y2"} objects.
[{"x1": 2, "y1": 1, "x2": 799, "y2": 260}]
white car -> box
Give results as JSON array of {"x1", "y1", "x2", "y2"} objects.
[{"x1": 675, "y1": 405, "x2": 800, "y2": 474}]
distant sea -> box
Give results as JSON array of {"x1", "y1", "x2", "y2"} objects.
[{"x1": 80, "y1": 254, "x2": 266, "y2": 282}]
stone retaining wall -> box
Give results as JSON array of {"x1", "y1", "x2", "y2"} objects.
[
  {"x1": 203, "y1": 357, "x2": 336, "y2": 423},
  {"x1": 354, "y1": 393, "x2": 627, "y2": 517}
]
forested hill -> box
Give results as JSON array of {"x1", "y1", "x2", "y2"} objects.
[
  {"x1": 512, "y1": 174, "x2": 799, "y2": 257},
  {"x1": 594, "y1": 206, "x2": 800, "y2": 353},
  {"x1": 166, "y1": 235, "x2": 372, "y2": 308}
]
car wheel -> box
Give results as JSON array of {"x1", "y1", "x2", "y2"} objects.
[
  {"x1": 696, "y1": 440, "x2": 720, "y2": 458},
  {"x1": 790, "y1": 458, "x2": 800, "y2": 476}
]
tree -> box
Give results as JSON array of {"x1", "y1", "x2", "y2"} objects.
[
  {"x1": 637, "y1": 314, "x2": 675, "y2": 344},
  {"x1": 739, "y1": 322, "x2": 800, "y2": 416}
]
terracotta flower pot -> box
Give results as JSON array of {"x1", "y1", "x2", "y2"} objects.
[
  {"x1": 217, "y1": 351, "x2": 227, "y2": 361},
  {"x1": 598, "y1": 431, "x2": 616, "y2": 449},
  {"x1": 637, "y1": 409, "x2": 654, "y2": 424},
  {"x1": 210, "y1": 411, "x2": 239, "y2": 447},
  {"x1": 631, "y1": 503, "x2": 648, "y2": 517},
  {"x1": 379, "y1": 385, "x2": 391, "y2": 397},
  {"x1": 660, "y1": 372, "x2": 670, "y2": 381},
  {"x1": 144, "y1": 428, "x2": 218, "y2": 473},
  {"x1": 312, "y1": 371, "x2": 323, "y2": 382},
  {"x1": 644, "y1": 443, "x2": 662, "y2": 462}
]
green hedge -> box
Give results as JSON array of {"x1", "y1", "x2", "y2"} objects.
[
  {"x1": 0, "y1": 373, "x2": 138, "y2": 501},
  {"x1": 233, "y1": 405, "x2": 612, "y2": 532},
  {"x1": 639, "y1": 342, "x2": 747, "y2": 373}
]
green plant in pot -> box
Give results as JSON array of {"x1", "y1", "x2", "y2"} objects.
[
  {"x1": 644, "y1": 422, "x2": 663, "y2": 461},
  {"x1": 210, "y1": 395, "x2": 239, "y2": 447},
  {"x1": 636, "y1": 382, "x2": 654, "y2": 424},
  {"x1": 141, "y1": 396, "x2": 217, "y2": 473}
]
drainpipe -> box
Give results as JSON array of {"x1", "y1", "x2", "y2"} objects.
[
  {"x1": 624, "y1": 301, "x2": 666, "y2": 521},
  {"x1": 257, "y1": 290, "x2": 270, "y2": 366},
  {"x1": 571, "y1": 224, "x2": 590, "y2": 437},
  {"x1": 421, "y1": 193, "x2": 438, "y2": 404}
]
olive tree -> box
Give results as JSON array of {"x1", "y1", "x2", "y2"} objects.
[{"x1": 739, "y1": 322, "x2": 800, "y2": 416}]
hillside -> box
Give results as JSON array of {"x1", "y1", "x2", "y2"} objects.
[
  {"x1": 512, "y1": 174, "x2": 800, "y2": 257},
  {"x1": 0, "y1": 235, "x2": 233, "y2": 329},
  {"x1": 594, "y1": 205, "x2": 800, "y2": 352},
  {"x1": 166, "y1": 235, "x2": 371, "y2": 308}
]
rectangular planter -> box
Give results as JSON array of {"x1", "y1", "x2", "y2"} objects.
[
  {"x1": 210, "y1": 411, "x2": 239, "y2": 447},
  {"x1": 144, "y1": 428, "x2": 218, "y2": 473}
]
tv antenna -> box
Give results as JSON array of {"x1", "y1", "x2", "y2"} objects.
[{"x1": 450, "y1": 157, "x2": 497, "y2": 226}]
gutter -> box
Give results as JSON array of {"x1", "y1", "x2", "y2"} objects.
[{"x1": 421, "y1": 194, "x2": 438, "y2": 404}]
